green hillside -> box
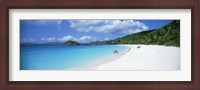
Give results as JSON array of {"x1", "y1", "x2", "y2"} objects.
[
  {"x1": 62, "y1": 20, "x2": 180, "y2": 47},
  {"x1": 104, "y1": 20, "x2": 180, "y2": 47}
]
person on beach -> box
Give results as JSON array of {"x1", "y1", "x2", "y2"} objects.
[
  {"x1": 113, "y1": 50, "x2": 118, "y2": 54},
  {"x1": 137, "y1": 46, "x2": 141, "y2": 49}
]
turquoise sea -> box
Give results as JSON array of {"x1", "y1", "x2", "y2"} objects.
[{"x1": 20, "y1": 45, "x2": 128, "y2": 70}]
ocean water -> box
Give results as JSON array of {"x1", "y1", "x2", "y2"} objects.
[{"x1": 20, "y1": 45, "x2": 128, "y2": 70}]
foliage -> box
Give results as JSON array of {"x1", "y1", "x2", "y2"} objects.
[
  {"x1": 92, "y1": 20, "x2": 180, "y2": 47},
  {"x1": 62, "y1": 20, "x2": 180, "y2": 47}
]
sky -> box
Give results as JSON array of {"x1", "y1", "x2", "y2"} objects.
[{"x1": 20, "y1": 20, "x2": 172, "y2": 44}]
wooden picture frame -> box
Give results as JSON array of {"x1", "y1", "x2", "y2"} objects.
[{"x1": 0, "y1": 0, "x2": 199, "y2": 89}]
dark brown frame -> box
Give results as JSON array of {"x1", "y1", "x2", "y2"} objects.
[{"x1": 0, "y1": 0, "x2": 199, "y2": 90}]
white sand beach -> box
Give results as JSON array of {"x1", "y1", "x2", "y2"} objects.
[{"x1": 97, "y1": 45, "x2": 180, "y2": 70}]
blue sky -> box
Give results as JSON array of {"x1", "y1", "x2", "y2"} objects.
[{"x1": 20, "y1": 20, "x2": 172, "y2": 44}]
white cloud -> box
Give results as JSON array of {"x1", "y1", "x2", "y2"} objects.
[
  {"x1": 28, "y1": 35, "x2": 96, "y2": 43},
  {"x1": 21, "y1": 38, "x2": 35, "y2": 43},
  {"x1": 56, "y1": 35, "x2": 96, "y2": 43},
  {"x1": 41, "y1": 37, "x2": 56, "y2": 41},
  {"x1": 57, "y1": 20, "x2": 63, "y2": 30},
  {"x1": 57, "y1": 20, "x2": 63, "y2": 25},
  {"x1": 80, "y1": 36, "x2": 92, "y2": 41},
  {"x1": 79, "y1": 36, "x2": 96, "y2": 43},
  {"x1": 69, "y1": 20, "x2": 149, "y2": 35},
  {"x1": 104, "y1": 37, "x2": 110, "y2": 41},
  {"x1": 57, "y1": 35, "x2": 77, "y2": 42}
]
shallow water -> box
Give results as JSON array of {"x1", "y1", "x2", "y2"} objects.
[{"x1": 20, "y1": 45, "x2": 128, "y2": 70}]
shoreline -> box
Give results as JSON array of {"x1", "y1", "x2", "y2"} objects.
[
  {"x1": 97, "y1": 44, "x2": 180, "y2": 70},
  {"x1": 66, "y1": 44, "x2": 180, "y2": 70},
  {"x1": 67, "y1": 45, "x2": 131, "y2": 70}
]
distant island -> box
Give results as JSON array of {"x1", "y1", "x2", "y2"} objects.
[
  {"x1": 62, "y1": 40, "x2": 81, "y2": 46},
  {"x1": 62, "y1": 20, "x2": 180, "y2": 47}
]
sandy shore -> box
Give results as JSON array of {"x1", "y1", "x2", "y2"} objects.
[{"x1": 97, "y1": 45, "x2": 180, "y2": 70}]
